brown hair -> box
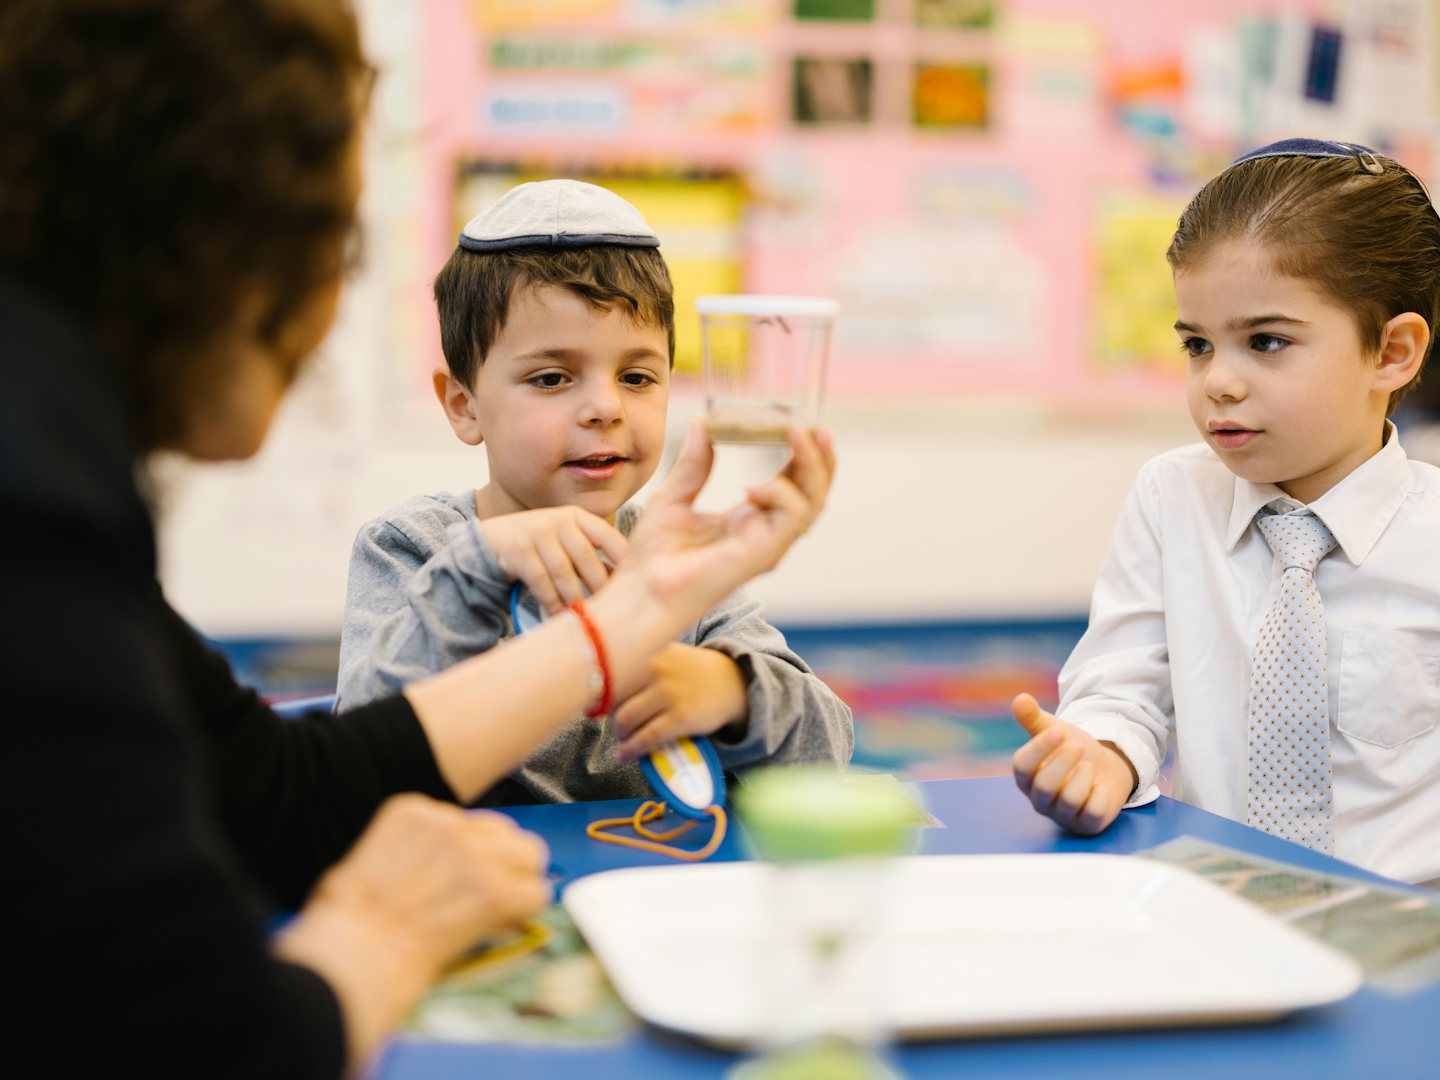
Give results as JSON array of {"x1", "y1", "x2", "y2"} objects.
[
  {"x1": 0, "y1": 0, "x2": 371, "y2": 450},
  {"x1": 1167, "y1": 152, "x2": 1440, "y2": 412},
  {"x1": 433, "y1": 245, "x2": 675, "y2": 389}
]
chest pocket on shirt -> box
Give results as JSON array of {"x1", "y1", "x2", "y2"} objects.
[{"x1": 1337, "y1": 630, "x2": 1440, "y2": 749}]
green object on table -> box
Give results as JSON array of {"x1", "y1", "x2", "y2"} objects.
[
  {"x1": 729, "y1": 1039, "x2": 898, "y2": 1080},
  {"x1": 736, "y1": 767, "x2": 919, "y2": 862}
]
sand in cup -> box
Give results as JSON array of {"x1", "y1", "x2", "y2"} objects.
[{"x1": 698, "y1": 296, "x2": 838, "y2": 445}]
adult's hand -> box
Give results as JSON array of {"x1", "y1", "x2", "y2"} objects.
[
  {"x1": 274, "y1": 795, "x2": 549, "y2": 1074},
  {"x1": 614, "y1": 420, "x2": 835, "y2": 617}
]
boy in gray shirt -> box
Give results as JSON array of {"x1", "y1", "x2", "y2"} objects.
[{"x1": 338, "y1": 180, "x2": 852, "y2": 805}]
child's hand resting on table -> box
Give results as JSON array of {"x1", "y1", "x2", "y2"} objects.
[
  {"x1": 481, "y1": 506, "x2": 629, "y2": 615},
  {"x1": 611, "y1": 643, "x2": 749, "y2": 762},
  {"x1": 1010, "y1": 693, "x2": 1138, "y2": 836}
]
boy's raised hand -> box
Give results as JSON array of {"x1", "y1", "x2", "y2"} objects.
[
  {"x1": 1010, "y1": 693, "x2": 1135, "y2": 836},
  {"x1": 481, "y1": 506, "x2": 629, "y2": 615},
  {"x1": 610, "y1": 643, "x2": 748, "y2": 762}
]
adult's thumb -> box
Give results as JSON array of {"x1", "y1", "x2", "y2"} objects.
[{"x1": 652, "y1": 419, "x2": 713, "y2": 508}]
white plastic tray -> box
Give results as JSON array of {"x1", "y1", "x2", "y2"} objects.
[{"x1": 562, "y1": 854, "x2": 1362, "y2": 1044}]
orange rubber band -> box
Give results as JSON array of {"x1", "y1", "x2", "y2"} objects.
[
  {"x1": 587, "y1": 800, "x2": 728, "y2": 861},
  {"x1": 568, "y1": 599, "x2": 612, "y2": 719}
]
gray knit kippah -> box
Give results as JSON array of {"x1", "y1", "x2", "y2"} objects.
[{"x1": 458, "y1": 179, "x2": 660, "y2": 252}]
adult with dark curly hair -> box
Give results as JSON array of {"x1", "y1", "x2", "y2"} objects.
[{"x1": 0, "y1": 2, "x2": 835, "y2": 1077}]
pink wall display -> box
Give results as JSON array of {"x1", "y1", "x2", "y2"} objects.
[{"x1": 391, "y1": 0, "x2": 1426, "y2": 411}]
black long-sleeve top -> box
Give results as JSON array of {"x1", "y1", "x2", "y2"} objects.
[{"x1": 1, "y1": 276, "x2": 457, "y2": 1078}]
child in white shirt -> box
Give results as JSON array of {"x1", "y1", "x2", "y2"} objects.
[{"x1": 1010, "y1": 139, "x2": 1440, "y2": 885}]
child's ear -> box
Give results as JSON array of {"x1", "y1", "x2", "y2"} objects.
[
  {"x1": 432, "y1": 367, "x2": 484, "y2": 446},
  {"x1": 1374, "y1": 312, "x2": 1430, "y2": 394}
]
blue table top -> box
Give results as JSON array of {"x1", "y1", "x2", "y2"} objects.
[{"x1": 375, "y1": 776, "x2": 1438, "y2": 1079}]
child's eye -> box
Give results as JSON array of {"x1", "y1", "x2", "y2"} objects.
[
  {"x1": 620, "y1": 371, "x2": 659, "y2": 388},
  {"x1": 1250, "y1": 333, "x2": 1288, "y2": 355},
  {"x1": 1179, "y1": 336, "x2": 1211, "y2": 358},
  {"x1": 528, "y1": 372, "x2": 569, "y2": 389}
]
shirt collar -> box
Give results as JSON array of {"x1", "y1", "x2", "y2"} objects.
[{"x1": 1223, "y1": 421, "x2": 1413, "y2": 564}]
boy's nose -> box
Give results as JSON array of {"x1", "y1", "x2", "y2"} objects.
[{"x1": 578, "y1": 382, "x2": 624, "y2": 425}]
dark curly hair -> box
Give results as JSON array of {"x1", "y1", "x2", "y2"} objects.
[
  {"x1": 0, "y1": 0, "x2": 371, "y2": 450},
  {"x1": 434, "y1": 245, "x2": 676, "y2": 390}
]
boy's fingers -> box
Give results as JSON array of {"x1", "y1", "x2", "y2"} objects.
[
  {"x1": 1029, "y1": 739, "x2": 1080, "y2": 813},
  {"x1": 572, "y1": 513, "x2": 630, "y2": 566},
  {"x1": 1011, "y1": 693, "x2": 1058, "y2": 737},
  {"x1": 610, "y1": 684, "x2": 663, "y2": 742},
  {"x1": 1073, "y1": 782, "x2": 1117, "y2": 836},
  {"x1": 615, "y1": 713, "x2": 677, "y2": 763},
  {"x1": 512, "y1": 552, "x2": 562, "y2": 615},
  {"x1": 1011, "y1": 724, "x2": 1063, "y2": 779},
  {"x1": 559, "y1": 528, "x2": 613, "y2": 596},
  {"x1": 1052, "y1": 759, "x2": 1096, "y2": 827},
  {"x1": 536, "y1": 542, "x2": 585, "y2": 613}
]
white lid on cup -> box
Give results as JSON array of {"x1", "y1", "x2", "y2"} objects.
[{"x1": 695, "y1": 295, "x2": 839, "y2": 319}]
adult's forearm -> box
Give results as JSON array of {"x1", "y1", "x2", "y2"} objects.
[
  {"x1": 404, "y1": 574, "x2": 677, "y2": 803},
  {"x1": 273, "y1": 904, "x2": 435, "y2": 1077}
]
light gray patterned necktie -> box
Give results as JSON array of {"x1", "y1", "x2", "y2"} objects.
[{"x1": 1246, "y1": 510, "x2": 1338, "y2": 852}]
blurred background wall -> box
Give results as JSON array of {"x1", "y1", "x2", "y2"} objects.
[{"x1": 155, "y1": 0, "x2": 1440, "y2": 640}]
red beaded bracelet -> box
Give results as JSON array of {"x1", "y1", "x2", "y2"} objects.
[{"x1": 569, "y1": 598, "x2": 613, "y2": 720}]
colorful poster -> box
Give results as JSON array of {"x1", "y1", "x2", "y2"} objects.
[
  {"x1": 913, "y1": 63, "x2": 991, "y2": 129},
  {"x1": 793, "y1": 57, "x2": 874, "y2": 125},
  {"x1": 471, "y1": 0, "x2": 619, "y2": 32},
  {"x1": 916, "y1": 0, "x2": 996, "y2": 30},
  {"x1": 1092, "y1": 190, "x2": 1188, "y2": 378},
  {"x1": 400, "y1": 0, "x2": 1404, "y2": 408},
  {"x1": 454, "y1": 168, "x2": 745, "y2": 375},
  {"x1": 794, "y1": 0, "x2": 875, "y2": 21}
]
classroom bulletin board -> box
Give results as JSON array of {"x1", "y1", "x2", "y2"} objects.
[{"x1": 371, "y1": 0, "x2": 1440, "y2": 414}]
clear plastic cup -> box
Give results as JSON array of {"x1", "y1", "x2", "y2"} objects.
[{"x1": 698, "y1": 296, "x2": 838, "y2": 444}]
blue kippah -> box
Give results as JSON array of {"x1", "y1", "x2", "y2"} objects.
[{"x1": 1227, "y1": 138, "x2": 1384, "y2": 174}]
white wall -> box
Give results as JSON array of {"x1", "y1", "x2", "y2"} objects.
[{"x1": 155, "y1": 368, "x2": 1197, "y2": 636}]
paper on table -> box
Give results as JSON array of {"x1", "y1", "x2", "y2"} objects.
[
  {"x1": 1141, "y1": 836, "x2": 1440, "y2": 995},
  {"x1": 403, "y1": 904, "x2": 632, "y2": 1045}
]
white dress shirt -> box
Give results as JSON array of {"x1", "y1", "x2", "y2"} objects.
[{"x1": 1064, "y1": 423, "x2": 1440, "y2": 884}]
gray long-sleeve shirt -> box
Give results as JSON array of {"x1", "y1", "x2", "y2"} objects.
[{"x1": 337, "y1": 491, "x2": 853, "y2": 804}]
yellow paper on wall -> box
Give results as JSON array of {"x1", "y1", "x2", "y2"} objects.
[{"x1": 1093, "y1": 190, "x2": 1188, "y2": 378}]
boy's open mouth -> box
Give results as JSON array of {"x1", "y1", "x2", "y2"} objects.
[{"x1": 567, "y1": 455, "x2": 626, "y2": 467}]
